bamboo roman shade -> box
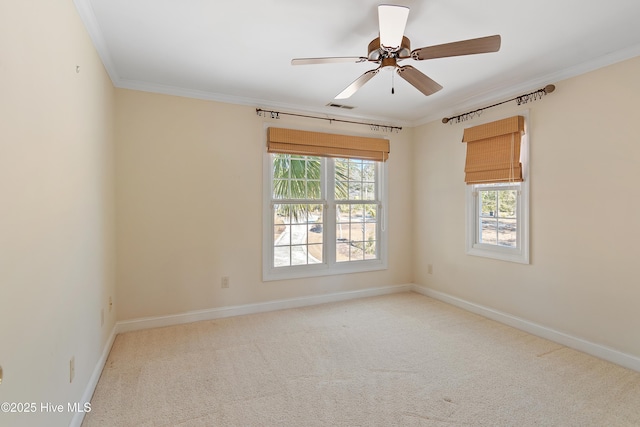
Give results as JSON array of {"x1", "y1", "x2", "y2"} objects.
[
  {"x1": 267, "y1": 128, "x2": 390, "y2": 162},
  {"x1": 462, "y1": 116, "x2": 525, "y2": 184}
]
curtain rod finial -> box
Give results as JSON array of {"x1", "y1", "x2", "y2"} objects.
[
  {"x1": 442, "y1": 117, "x2": 449, "y2": 124},
  {"x1": 544, "y1": 84, "x2": 556, "y2": 94}
]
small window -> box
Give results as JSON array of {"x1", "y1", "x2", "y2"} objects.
[
  {"x1": 466, "y1": 182, "x2": 528, "y2": 263},
  {"x1": 463, "y1": 113, "x2": 529, "y2": 264}
]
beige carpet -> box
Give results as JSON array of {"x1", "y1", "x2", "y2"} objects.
[{"x1": 83, "y1": 292, "x2": 640, "y2": 426}]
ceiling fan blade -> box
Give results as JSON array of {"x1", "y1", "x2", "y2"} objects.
[
  {"x1": 412, "y1": 35, "x2": 501, "y2": 61},
  {"x1": 335, "y1": 68, "x2": 380, "y2": 99},
  {"x1": 396, "y1": 65, "x2": 443, "y2": 96},
  {"x1": 291, "y1": 57, "x2": 368, "y2": 65},
  {"x1": 378, "y1": 4, "x2": 410, "y2": 50}
]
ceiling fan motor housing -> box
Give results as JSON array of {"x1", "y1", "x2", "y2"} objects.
[{"x1": 368, "y1": 36, "x2": 411, "y2": 61}]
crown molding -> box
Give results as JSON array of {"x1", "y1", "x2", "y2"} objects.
[{"x1": 73, "y1": 0, "x2": 119, "y2": 83}]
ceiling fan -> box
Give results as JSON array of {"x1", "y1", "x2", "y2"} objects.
[{"x1": 291, "y1": 4, "x2": 501, "y2": 99}]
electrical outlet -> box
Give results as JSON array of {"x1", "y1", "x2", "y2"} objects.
[
  {"x1": 221, "y1": 276, "x2": 230, "y2": 288},
  {"x1": 70, "y1": 357, "x2": 75, "y2": 383},
  {"x1": 427, "y1": 264, "x2": 433, "y2": 275}
]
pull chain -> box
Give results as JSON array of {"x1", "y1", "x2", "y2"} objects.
[{"x1": 391, "y1": 71, "x2": 395, "y2": 95}]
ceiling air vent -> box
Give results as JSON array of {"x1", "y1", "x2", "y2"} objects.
[{"x1": 326, "y1": 102, "x2": 356, "y2": 110}]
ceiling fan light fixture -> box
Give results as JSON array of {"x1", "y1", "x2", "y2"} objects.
[{"x1": 378, "y1": 4, "x2": 409, "y2": 50}]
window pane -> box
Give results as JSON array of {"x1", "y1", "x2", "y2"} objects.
[
  {"x1": 365, "y1": 222, "x2": 376, "y2": 242},
  {"x1": 480, "y1": 218, "x2": 498, "y2": 245},
  {"x1": 498, "y1": 190, "x2": 517, "y2": 218},
  {"x1": 307, "y1": 180, "x2": 321, "y2": 199},
  {"x1": 480, "y1": 190, "x2": 497, "y2": 217},
  {"x1": 335, "y1": 159, "x2": 349, "y2": 201},
  {"x1": 336, "y1": 242, "x2": 350, "y2": 262},
  {"x1": 363, "y1": 183, "x2": 375, "y2": 200},
  {"x1": 365, "y1": 241, "x2": 377, "y2": 259},
  {"x1": 291, "y1": 224, "x2": 307, "y2": 244},
  {"x1": 362, "y1": 162, "x2": 375, "y2": 182},
  {"x1": 365, "y1": 204, "x2": 377, "y2": 222},
  {"x1": 498, "y1": 219, "x2": 517, "y2": 247},
  {"x1": 291, "y1": 180, "x2": 306, "y2": 198},
  {"x1": 274, "y1": 205, "x2": 291, "y2": 226},
  {"x1": 308, "y1": 244, "x2": 323, "y2": 263},
  {"x1": 273, "y1": 179, "x2": 289, "y2": 199},
  {"x1": 335, "y1": 159, "x2": 348, "y2": 172},
  {"x1": 335, "y1": 180, "x2": 348, "y2": 200},
  {"x1": 274, "y1": 246, "x2": 290, "y2": 267},
  {"x1": 349, "y1": 181, "x2": 362, "y2": 200},
  {"x1": 349, "y1": 160, "x2": 363, "y2": 181},
  {"x1": 290, "y1": 159, "x2": 305, "y2": 178},
  {"x1": 291, "y1": 245, "x2": 308, "y2": 266},
  {"x1": 350, "y1": 242, "x2": 364, "y2": 261},
  {"x1": 305, "y1": 156, "x2": 320, "y2": 178}
]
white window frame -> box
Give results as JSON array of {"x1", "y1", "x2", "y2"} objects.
[
  {"x1": 262, "y1": 134, "x2": 388, "y2": 282},
  {"x1": 465, "y1": 110, "x2": 530, "y2": 264}
]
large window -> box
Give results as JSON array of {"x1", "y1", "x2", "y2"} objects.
[
  {"x1": 263, "y1": 136, "x2": 388, "y2": 281},
  {"x1": 464, "y1": 114, "x2": 529, "y2": 264}
]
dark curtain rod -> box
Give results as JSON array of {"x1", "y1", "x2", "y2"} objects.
[
  {"x1": 442, "y1": 84, "x2": 556, "y2": 124},
  {"x1": 256, "y1": 108, "x2": 403, "y2": 132}
]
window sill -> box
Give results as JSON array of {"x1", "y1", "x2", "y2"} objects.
[
  {"x1": 263, "y1": 259, "x2": 387, "y2": 282},
  {"x1": 467, "y1": 244, "x2": 529, "y2": 264}
]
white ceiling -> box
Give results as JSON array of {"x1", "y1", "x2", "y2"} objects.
[{"x1": 75, "y1": 0, "x2": 640, "y2": 126}]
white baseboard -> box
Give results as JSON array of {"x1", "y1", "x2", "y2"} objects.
[
  {"x1": 412, "y1": 285, "x2": 640, "y2": 373},
  {"x1": 69, "y1": 325, "x2": 117, "y2": 427},
  {"x1": 116, "y1": 284, "x2": 413, "y2": 334}
]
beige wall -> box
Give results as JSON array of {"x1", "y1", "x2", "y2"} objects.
[
  {"x1": 413, "y1": 56, "x2": 640, "y2": 357},
  {"x1": 115, "y1": 89, "x2": 414, "y2": 320},
  {"x1": 0, "y1": 1, "x2": 115, "y2": 426},
  {"x1": 2, "y1": 3, "x2": 639, "y2": 422}
]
